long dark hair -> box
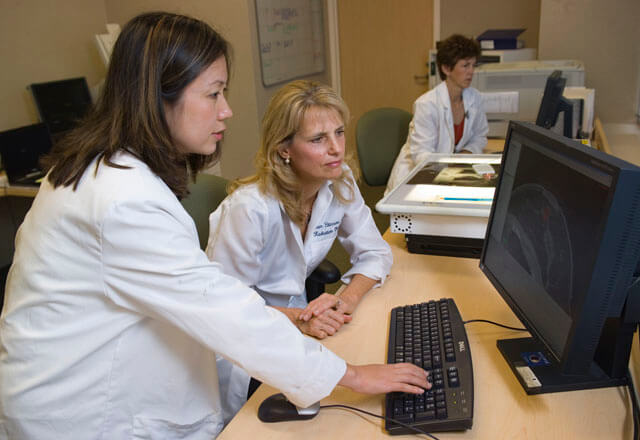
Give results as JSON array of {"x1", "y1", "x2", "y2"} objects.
[{"x1": 44, "y1": 12, "x2": 231, "y2": 198}]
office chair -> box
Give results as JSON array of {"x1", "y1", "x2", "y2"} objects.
[
  {"x1": 181, "y1": 173, "x2": 230, "y2": 250},
  {"x1": 356, "y1": 107, "x2": 412, "y2": 186},
  {"x1": 179, "y1": 173, "x2": 339, "y2": 302},
  {"x1": 305, "y1": 259, "x2": 340, "y2": 302},
  {"x1": 0, "y1": 264, "x2": 8, "y2": 314}
]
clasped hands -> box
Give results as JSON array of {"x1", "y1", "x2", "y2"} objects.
[{"x1": 296, "y1": 293, "x2": 353, "y2": 339}]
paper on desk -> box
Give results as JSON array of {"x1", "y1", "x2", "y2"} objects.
[
  {"x1": 564, "y1": 86, "x2": 595, "y2": 137},
  {"x1": 480, "y1": 91, "x2": 519, "y2": 114}
]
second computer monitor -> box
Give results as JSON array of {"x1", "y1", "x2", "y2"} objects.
[
  {"x1": 30, "y1": 77, "x2": 92, "y2": 138},
  {"x1": 535, "y1": 70, "x2": 574, "y2": 138}
]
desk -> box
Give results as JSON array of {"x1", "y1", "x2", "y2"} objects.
[
  {"x1": 0, "y1": 171, "x2": 37, "y2": 267},
  {"x1": 220, "y1": 231, "x2": 632, "y2": 439},
  {"x1": 485, "y1": 138, "x2": 505, "y2": 153},
  {"x1": 0, "y1": 171, "x2": 39, "y2": 198}
]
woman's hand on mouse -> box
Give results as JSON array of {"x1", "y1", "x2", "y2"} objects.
[{"x1": 338, "y1": 363, "x2": 430, "y2": 395}]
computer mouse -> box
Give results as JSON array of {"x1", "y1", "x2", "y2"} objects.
[{"x1": 257, "y1": 393, "x2": 319, "y2": 423}]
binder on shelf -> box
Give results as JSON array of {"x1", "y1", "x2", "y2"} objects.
[
  {"x1": 476, "y1": 29, "x2": 525, "y2": 50},
  {"x1": 563, "y1": 87, "x2": 595, "y2": 138}
]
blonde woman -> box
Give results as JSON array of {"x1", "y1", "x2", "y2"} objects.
[{"x1": 207, "y1": 80, "x2": 393, "y2": 418}]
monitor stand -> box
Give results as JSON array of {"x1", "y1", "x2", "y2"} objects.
[{"x1": 497, "y1": 337, "x2": 628, "y2": 395}]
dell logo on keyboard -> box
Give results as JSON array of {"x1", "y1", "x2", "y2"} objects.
[{"x1": 458, "y1": 341, "x2": 466, "y2": 352}]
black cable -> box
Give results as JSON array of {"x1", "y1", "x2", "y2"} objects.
[
  {"x1": 463, "y1": 318, "x2": 527, "y2": 332},
  {"x1": 628, "y1": 368, "x2": 640, "y2": 440},
  {"x1": 319, "y1": 404, "x2": 440, "y2": 440}
]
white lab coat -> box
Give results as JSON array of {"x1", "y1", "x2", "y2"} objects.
[
  {"x1": 386, "y1": 82, "x2": 488, "y2": 194},
  {"x1": 206, "y1": 170, "x2": 392, "y2": 421},
  {"x1": 0, "y1": 152, "x2": 346, "y2": 439}
]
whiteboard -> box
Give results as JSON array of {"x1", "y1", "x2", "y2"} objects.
[{"x1": 255, "y1": 0, "x2": 326, "y2": 86}]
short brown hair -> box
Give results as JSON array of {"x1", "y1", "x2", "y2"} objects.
[
  {"x1": 44, "y1": 12, "x2": 231, "y2": 199},
  {"x1": 436, "y1": 34, "x2": 480, "y2": 81}
]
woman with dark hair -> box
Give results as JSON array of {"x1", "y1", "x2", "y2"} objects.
[
  {"x1": 0, "y1": 12, "x2": 428, "y2": 439},
  {"x1": 386, "y1": 34, "x2": 488, "y2": 193}
]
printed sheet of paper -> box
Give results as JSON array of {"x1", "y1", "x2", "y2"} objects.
[{"x1": 481, "y1": 91, "x2": 519, "y2": 113}]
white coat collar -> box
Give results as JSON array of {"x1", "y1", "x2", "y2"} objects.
[
  {"x1": 436, "y1": 82, "x2": 479, "y2": 149},
  {"x1": 278, "y1": 179, "x2": 334, "y2": 253},
  {"x1": 435, "y1": 81, "x2": 478, "y2": 111}
]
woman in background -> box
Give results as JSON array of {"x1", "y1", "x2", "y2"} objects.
[
  {"x1": 207, "y1": 80, "x2": 393, "y2": 420},
  {"x1": 386, "y1": 34, "x2": 488, "y2": 193},
  {"x1": 0, "y1": 13, "x2": 427, "y2": 439}
]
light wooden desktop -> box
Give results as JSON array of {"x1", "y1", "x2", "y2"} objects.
[
  {"x1": 0, "y1": 171, "x2": 39, "y2": 198},
  {"x1": 485, "y1": 137, "x2": 505, "y2": 153},
  {"x1": 219, "y1": 230, "x2": 632, "y2": 439}
]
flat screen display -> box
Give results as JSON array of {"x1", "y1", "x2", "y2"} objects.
[{"x1": 483, "y1": 129, "x2": 612, "y2": 358}]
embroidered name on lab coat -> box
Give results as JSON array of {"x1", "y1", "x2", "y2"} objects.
[{"x1": 312, "y1": 220, "x2": 339, "y2": 240}]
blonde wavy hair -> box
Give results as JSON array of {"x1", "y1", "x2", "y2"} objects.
[{"x1": 231, "y1": 80, "x2": 358, "y2": 225}]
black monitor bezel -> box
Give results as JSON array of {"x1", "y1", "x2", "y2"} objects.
[
  {"x1": 535, "y1": 70, "x2": 574, "y2": 138},
  {"x1": 29, "y1": 77, "x2": 92, "y2": 136},
  {"x1": 479, "y1": 121, "x2": 640, "y2": 392},
  {"x1": 0, "y1": 122, "x2": 52, "y2": 184},
  {"x1": 535, "y1": 70, "x2": 566, "y2": 128}
]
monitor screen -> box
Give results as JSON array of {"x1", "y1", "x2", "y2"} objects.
[
  {"x1": 535, "y1": 70, "x2": 574, "y2": 138},
  {"x1": 0, "y1": 123, "x2": 52, "y2": 185},
  {"x1": 29, "y1": 77, "x2": 92, "y2": 137},
  {"x1": 480, "y1": 121, "x2": 640, "y2": 394}
]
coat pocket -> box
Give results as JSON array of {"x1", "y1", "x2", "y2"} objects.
[{"x1": 132, "y1": 412, "x2": 223, "y2": 440}]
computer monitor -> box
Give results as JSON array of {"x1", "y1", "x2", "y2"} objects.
[
  {"x1": 479, "y1": 121, "x2": 640, "y2": 394},
  {"x1": 0, "y1": 123, "x2": 52, "y2": 186},
  {"x1": 29, "y1": 77, "x2": 92, "y2": 139},
  {"x1": 535, "y1": 70, "x2": 574, "y2": 138}
]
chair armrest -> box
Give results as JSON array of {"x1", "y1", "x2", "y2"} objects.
[
  {"x1": 308, "y1": 259, "x2": 340, "y2": 284},
  {"x1": 305, "y1": 259, "x2": 341, "y2": 302}
]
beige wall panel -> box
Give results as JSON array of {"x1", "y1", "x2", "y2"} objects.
[
  {"x1": 247, "y1": 1, "x2": 332, "y2": 124},
  {"x1": 338, "y1": 0, "x2": 433, "y2": 161},
  {"x1": 441, "y1": 0, "x2": 540, "y2": 50},
  {"x1": 0, "y1": 0, "x2": 108, "y2": 131},
  {"x1": 104, "y1": 0, "x2": 261, "y2": 179},
  {"x1": 539, "y1": 0, "x2": 640, "y2": 124}
]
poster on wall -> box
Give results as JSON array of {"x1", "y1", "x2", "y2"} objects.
[{"x1": 255, "y1": 0, "x2": 325, "y2": 86}]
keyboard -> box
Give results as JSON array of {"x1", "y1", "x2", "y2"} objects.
[{"x1": 385, "y1": 298, "x2": 474, "y2": 435}]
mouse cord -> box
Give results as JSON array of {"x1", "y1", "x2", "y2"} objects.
[
  {"x1": 319, "y1": 404, "x2": 440, "y2": 439},
  {"x1": 627, "y1": 368, "x2": 640, "y2": 440},
  {"x1": 463, "y1": 318, "x2": 526, "y2": 332}
]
